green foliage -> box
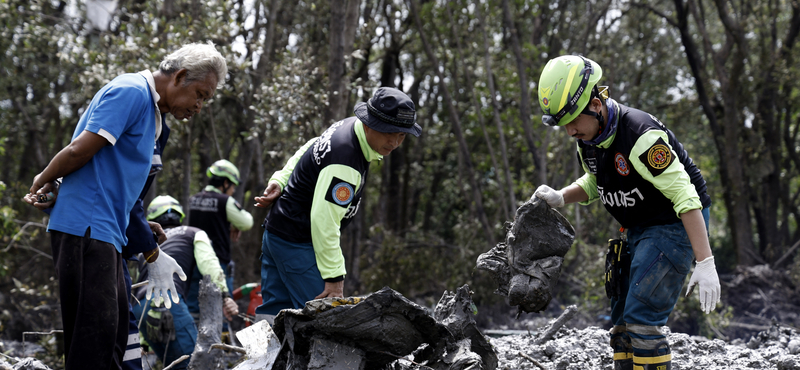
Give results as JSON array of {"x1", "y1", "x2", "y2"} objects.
[
  {"x1": 0, "y1": 181, "x2": 19, "y2": 279},
  {"x1": 2, "y1": 0, "x2": 798, "y2": 342},
  {"x1": 559, "y1": 240, "x2": 611, "y2": 319},
  {"x1": 361, "y1": 227, "x2": 486, "y2": 307}
]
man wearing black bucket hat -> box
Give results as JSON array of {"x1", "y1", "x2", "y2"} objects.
[{"x1": 252, "y1": 87, "x2": 421, "y2": 324}]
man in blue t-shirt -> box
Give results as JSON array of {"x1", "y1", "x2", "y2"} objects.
[{"x1": 25, "y1": 42, "x2": 227, "y2": 370}]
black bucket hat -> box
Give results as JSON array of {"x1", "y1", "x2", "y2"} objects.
[{"x1": 354, "y1": 87, "x2": 422, "y2": 137}]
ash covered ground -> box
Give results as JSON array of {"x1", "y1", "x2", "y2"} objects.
[
  {"x1": 3, "y1": 324, "x2": 800, "y2": 369},
  {"x1": 2, "y1": 263, "x2": 800, "y2": 369},
  {"x1": 483, "y1": 262, "x2": 800, "y2": 370},
  {"x1": 489, "y1": 323, "x2": 800, "y2": 370}
]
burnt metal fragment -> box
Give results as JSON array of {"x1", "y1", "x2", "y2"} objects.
[{"x1": 271, "y1": 285, "x2": 497, "y2": 369}]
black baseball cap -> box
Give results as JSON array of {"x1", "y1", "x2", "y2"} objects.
[{"x1": 354, "y1": 87, "x2": 422, "y2": 137}]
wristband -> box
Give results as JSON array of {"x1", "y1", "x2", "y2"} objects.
[
  {"x1": 324, "y1": 275, "x2": 345, "y2": 283},
  {"x1": 144, "y1": 248, "x2": 159, "y2": 263}
]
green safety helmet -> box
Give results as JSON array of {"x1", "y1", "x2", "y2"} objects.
[
  {"x1": 538, "y1": 55, "x2": 603, "y2": 126},
  {"x1": 146, "y1": 195, "x2": 185, "y2": 222},
  {"x1": 207, "y1": 159, "x2": 240, "y2": 186}
]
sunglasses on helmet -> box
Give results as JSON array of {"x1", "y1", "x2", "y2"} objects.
[{"x1": 541, "y1": 56, "x2": 593, "y2": 127}]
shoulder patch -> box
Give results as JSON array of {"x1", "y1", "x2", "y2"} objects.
[
  {"x1": 614, "y1": 153, "x2": 630, "y2": 176},
  {"x1": 325, "y1": 177, "x2": 356, "y2": 208},
  {"x1": 638, "y1": 137, "x2": 674, "y2": 177}
]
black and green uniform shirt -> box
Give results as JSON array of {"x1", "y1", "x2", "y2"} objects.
[
  {"x1": 136, "y1": 226, "x2": 228, "y2": 301},
  {"x1": 188, "y1": 186, "x2": 253, "y2": 265},
  {"x1": 574, "y1": 101, "x2": 711, "y2": 228},
  {"x1": 264, "y1": 117, "x2": 382, "y2": 280}
]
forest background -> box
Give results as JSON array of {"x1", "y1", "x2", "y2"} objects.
[{"x1": 2, "y1": 0, "x2": 800, "y2": 342}]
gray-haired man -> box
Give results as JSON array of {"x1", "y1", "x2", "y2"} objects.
[{"x1": 26, "y1": 42, "x2": 227, "y2": 370}]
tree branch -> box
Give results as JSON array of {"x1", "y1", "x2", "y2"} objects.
[{"x1": 630, "y1": 2, "x2": 678, "y2": 27}]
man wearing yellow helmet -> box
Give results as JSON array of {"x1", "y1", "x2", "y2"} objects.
[
  {"x1": 533, "y1": 55, "x2": 720, "y2": 370},
  {"x1": 186, "y1": 159, "x2": 253, "y2": 315},
  {"x1": 133, "y1": 195, "x2": 238, "y2": 370}
]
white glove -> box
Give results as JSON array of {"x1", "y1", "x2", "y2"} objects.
[
  {"x1": 685, "y1": 256, "x2": 721, "y2": 314},
  {"x1": 533, "y1": 185, "x2": 565, "y2": 207},
  {"x1": 145, "y1": 249, "x2": 187, "y2": 309}
]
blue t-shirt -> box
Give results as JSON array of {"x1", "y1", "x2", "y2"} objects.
[{"x1": 48, "y1": 73, "x2": 157, "y2": 252}]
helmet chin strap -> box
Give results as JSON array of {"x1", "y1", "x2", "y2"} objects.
[
  {"x1": 581, "y1": 109, "x2": 605, "y2": 141},
  {"x1": 582, "y1": 86, "x2": 606, "y2": 140}
]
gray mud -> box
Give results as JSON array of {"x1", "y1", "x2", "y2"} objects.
[
  {"x1": 3, "y1": 310, "x2": 800, "y2": 369},
  {"x1": 189, "y1": 275, "x2": 223, "y2": 370},
  {"x1": 477, "y1": 198, "x2": 575, "y2": 313},
  {"x1": 490, "y1": 322, "x2": 800, "y2": 369}
]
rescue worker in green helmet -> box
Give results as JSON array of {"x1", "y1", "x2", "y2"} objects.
[
  {"x1": 532, "y1": 55, "x2": 721, "y2": 370},
  {"x1": 133, "y1": 195, "x2": 238, "y2": 370},
  {"x1": 186, "y1": 159, "x2": 253, "y2": 316}
]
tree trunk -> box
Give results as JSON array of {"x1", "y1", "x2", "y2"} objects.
[
  {"x1": 325, "y1": 0, "x2": 359, "y2": 125},
  {"x1": 475, "y1": 0, "x2": 516, "y2": 218},
  {"x1": 501, "y1": 0, "x2": 546, "y2": 186},
  {"x1": 375, "y1": 6, "x2": 407, "y2": 229},
  {"x1": 751, "y1": 1, "x2": 800, "y2": 261},
  {"x1": 423, "y1": 145, "x2": 450, "y2": 231},
  {"x1": 672, "y1": 0, "x2": 757, "y2": 265},
  {"x1": 408, "y1": 0, "x2": 497, "y2": 245}
]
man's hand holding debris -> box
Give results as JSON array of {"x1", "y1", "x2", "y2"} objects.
[
  {"x1": 22, "y1": 179, "x2": 60, "y2": 211},
  {"x1": 223, "y1": 296, "x2": 239, "y2": 321},
  {"x1": 145, "y1": 249, "x2": 187, "y2": 308},
  {"x1": 533, "y1": 185, "x2": 565, "y2": 208}
]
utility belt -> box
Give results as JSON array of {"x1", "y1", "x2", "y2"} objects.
[{"x1": 605, "y1": 228, "x2": 631, "y2": 300}]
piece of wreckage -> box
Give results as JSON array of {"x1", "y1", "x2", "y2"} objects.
[
  {"x1": 476, "y1": 197, "x2": 575, "y2": 314},
  {"x1": 233, "y1": 285, "x2": 498, "y2": 370}
]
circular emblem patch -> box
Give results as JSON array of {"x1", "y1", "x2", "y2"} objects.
[
  {"x1": 332, "y1": 182, "x2": 354, "y2": 205},
  {"x1": 647, "y1": 144, "x2": 672, "y2": 170},
  {"x1": 614, "y1": 153, "x2": 630, "y2": 176},
  {"x1": 542, "y1": 97, "x2": 550, "y2": 108}
]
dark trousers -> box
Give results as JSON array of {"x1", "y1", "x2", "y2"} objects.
[{"x1": 51, "y1": 230, "x2": 128, "y2": 370}]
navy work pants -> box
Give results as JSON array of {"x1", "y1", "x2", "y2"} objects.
[
  {"x1": 132, "y1": 294, "x2": 197, "y2": 370},
  {"x1": 255, "y1": 230, "x2": 324, "y2": 316},
  {"x1": 50, "y1": 230, "x2": 128, "y2": 370}
]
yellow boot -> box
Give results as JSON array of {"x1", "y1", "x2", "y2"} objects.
[
  {"x1": 610, "y1": 326, "x2": 632, "y2": 370},
  {"x1": 632, "y1": 341, "x2": 671, "y2": 370}
]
